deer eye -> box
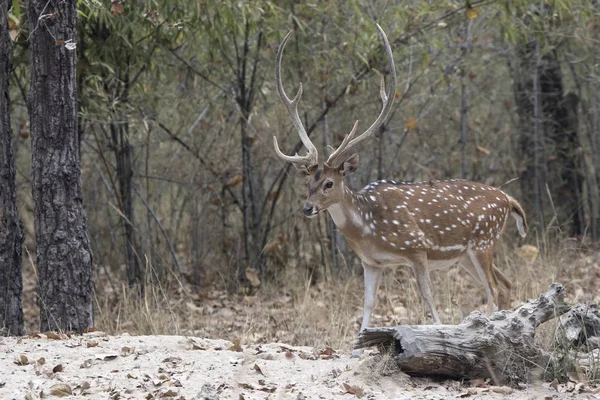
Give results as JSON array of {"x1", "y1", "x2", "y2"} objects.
[{"x1": 324, "y1": 181, "x2": 334, "y2": 189}]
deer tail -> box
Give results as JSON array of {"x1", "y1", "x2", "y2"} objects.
[{"x1": 505, "y1": 194, "x2": 527, "y2": 238}]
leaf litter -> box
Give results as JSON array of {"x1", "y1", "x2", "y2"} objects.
[{"x1": 0, "y1": 333, "x2": 594, "y2": 399}]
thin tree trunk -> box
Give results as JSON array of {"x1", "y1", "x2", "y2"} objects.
[
  {"x1": 29, "y1": 0, "x2": 93, "y2": 333},
  {"x1": 459, "y1": 21, "x2": 471, "y2": 179},
  {"x1": 0, "y1": 0, "x2": 24, "y2": 336},
  {"x1": 532, "y1": 41, "x2": 546, "y2": 230}
]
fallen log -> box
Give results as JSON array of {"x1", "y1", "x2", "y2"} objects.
[{"x1": 355, "y1": 283, "x2": 600, "y2": 383}]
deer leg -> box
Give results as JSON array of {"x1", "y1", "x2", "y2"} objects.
[
  {"x1": 359, "y1": 263, "x2": 383, "y2": 332},
  {"x1": 462, "y1": 248, "x2": 496, "y2": 315},
  {"x1": 491, "y1": 262, "x2": 512, "y2": 310},
  {"x1": 352, "y1": 263, "x2": 382, "y2": 358},
  {"x1": 411, "y1": 255, "x2": 441, "y2": 324}
]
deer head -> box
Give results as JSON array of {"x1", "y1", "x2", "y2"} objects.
[{"x1": 273, "y1": 25, "x2": 396, "y2": 218}]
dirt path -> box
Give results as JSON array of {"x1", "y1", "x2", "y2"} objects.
[{"x1": 0, "y1": 333, "x2": 592, "y2": 399}]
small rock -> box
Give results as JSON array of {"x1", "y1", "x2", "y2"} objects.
[{"x1": 196, "y1": 383, "x2": 219, "y2": 400}]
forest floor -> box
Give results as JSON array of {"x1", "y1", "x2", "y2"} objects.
[
  {"x1": 7, "y1": 241, "x2": 600, "y2": 399},
  {"x1": 0, "y1": 332, "x2": 597, "y2": 400}
]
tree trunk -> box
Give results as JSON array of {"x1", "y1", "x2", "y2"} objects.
[
  {"x1": 29, "y1": 0, "x2": 93, "y2": 333},
  {"x1": 512, "y1": 40, "x2": 585, "y2": 237},
  {"x1": 0, "y1": 0, "x2": 24, "y2": 336},
  {"x1": 111, "y1": 119, "x2": 142, "y2": 289}
]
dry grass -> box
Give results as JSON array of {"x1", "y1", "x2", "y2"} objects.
[{"x1": 20, "y1": 237, "x2": 600, "y2": 382}]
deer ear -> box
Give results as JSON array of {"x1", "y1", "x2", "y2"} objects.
[{"x1": 339, "y1": 153, "x2": 359, "y2": 176}]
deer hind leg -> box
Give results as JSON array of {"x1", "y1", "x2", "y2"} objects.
[
  {"x1": 459, "y1": 248, "x2": 496, "y2": 315},
  {"x1": 491, "y1": 262, "x2": 512, "y2": 310},
  {"x1": 411, "y1": 254, "x2": 441, "y2": 324},
  {"x1": 482, "y1": 250, "x2": 513, "y2": 310}
]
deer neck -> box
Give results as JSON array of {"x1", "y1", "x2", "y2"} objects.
[{"x1": 326, "y1": 185, "x2": 370, "y2": 237}]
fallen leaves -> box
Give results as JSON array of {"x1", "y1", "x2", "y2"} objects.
[
  {"x1": 318, "y1": 347, "x2": 338, "y2": 360},
  {"x1": 465, "y1": 6, "x2": 478, "y2": 19},
  {"x1": 111, "y1": 0, "x2": 124, "y2": 16},
  {"x1": 14, "y1": 354, "x2": 29, "y2": 365},
  {"x1": 229, "y1": 338, "x2": 243, "y2": 352},
  {"x1": 253, "y1": 363, "x2": 265, "y2": 376},
  {"x1": 95, "y1": 352, "x2": 118, "y2": 361},
  {"x1": 405, "y1": 116, "x2": 418, "y2": 131},
  {"x1": 476, "y1": 145, "x2": 490, "y2": 156},
  {"x1": 49, "y1": 383, "x2": 73, "y2": 397},
  {"x1": 342, "y1": 382, "x2": 365, "y2": 398},
  {"x1": 515, "y1": 244, "x2": 539, "y2": 263}
]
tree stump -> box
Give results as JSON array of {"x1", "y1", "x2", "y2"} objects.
[{"x1": 355, "y1": 283, "x2": 574, "y2": 382}]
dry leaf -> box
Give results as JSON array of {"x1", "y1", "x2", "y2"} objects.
[
  {"x1": 49, "y1": 384, "x2": 72, "y2": 397},
  {"x1": 285, "y1": 351, "x2": 294, "y2": 360},
  {"x1": 14, "y1": 354, "x2": 28, "y2": 365},
  {"x1": 229, "y1": 338, "x2": 243, "y2": 352},
  {"x1": 44, "y1": 331, "x2": 64, "y2": 340},
  {"x1": 95, "y1": 353, "x2": 118, "y2": 361},
  {"x1": 238, "y1": 382, "x2": 254, "y2": 390},
  {"x1": 470, "y1": 378, "x2": 487, "y2": 388},
  {"x1": 515, "y1": 245, "x2": 539, "y2": 263},
  {"x1": 550, "y1": 378, "x2": 559, "y2": 391},
  {"x1": 405, "y1": 117, "x2": 418, "y2": 131},
  {"x1": 490, "y1": 386, "x2": 512, "y2": 394},
  {"x1": 159, "y1": 388, "x2": 178, "y2": 398},
  {"x1": 319, "y1": 347, "x2": 337, "y2": 360},
  {"x1": 267, "y1": 191, "x2": 281, "y2": 202},
  {"x1": 342, "y1": 383, "x2": 365, "y2": 398},
  {"x1": 476, "y1": 146, "x2": 490, "y2": 155},
  {"x1": 121, "y1": 346, "x2": 135, "y2": 356},
  {"x1": 245, "y1": 268, "x2": 261, "y2": 287},
  {"x1": 86, "y1": 341, "x2": 98, "y2": 348},
  {"x1": 466, "y1": 7, "x2": 478, "y2": 19},
  {"x1": 37, "y1": 357, "x2": 45, "y2": 365},
  {"x1": 111, "y1": 1, "x2": 124, "y2": 16},
  {"x1": 226, "y1": 175, "x2": 243, "y2": 188},
  {"x1": 258, "y1": 385, "x2": 277, "y2": 393},
  {"x1": 253, "y1": 363, "x2": 265, "y2": 376},
  {"x1": 81, "y1": 381, "x2": 90, "y2": 390},
  {"x1": 52, "y1": 364, "x2": 63, "y2": 373},
  {"x1": 458, "y1": 388, "x2": 478, "y2": 397}
]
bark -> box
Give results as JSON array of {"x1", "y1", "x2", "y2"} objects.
[
  {"x1": 111, "y1": 119, "x2": 141, "y2": 288},
  {"x1": 29, "y1": 0, "x2": 93, "y2": 333},
  {"x1": 512, "y1": 40, "x2": 585, "y2": 236},
  {"x1": 355, "y1": 283, "x2": 571, "y2": 382},
  {"x1": 0, "y1": 0, "x2": 24, "y2": 336}
]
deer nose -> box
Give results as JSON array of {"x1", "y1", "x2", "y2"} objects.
[{"x1": 302, "y1": 204, "x2": 315, "y2": 216}]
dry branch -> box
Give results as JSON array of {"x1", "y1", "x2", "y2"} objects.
[{"x1": 355, "y1": 283, "x2": 597, "y2": 382}]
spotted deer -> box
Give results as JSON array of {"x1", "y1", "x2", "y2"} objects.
[{"x1": 273, "y1": 26, "x2": 528, "y2": 343}]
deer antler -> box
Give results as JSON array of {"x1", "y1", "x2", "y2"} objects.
[
  {"x1": 326, "y1": 24, "x2": 396, "y2": 168},
  {"x1": 272, "y1": 31, "x2": 319, "y2": 169}
]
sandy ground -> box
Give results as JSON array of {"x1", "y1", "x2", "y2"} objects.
[{"x1": 0, "y1": 333, "x2": 597, "y2": 400}]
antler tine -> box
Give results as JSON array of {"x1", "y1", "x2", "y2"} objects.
[
  {"x1": 379, "y1": 75, "x2": 388, "y2": 104},
  {"x1": 272, "y1": 30, "x2": 319, "y2": 167},
  {"x1": 326, "y1": 24, "x2": 396, "y2": 167}
]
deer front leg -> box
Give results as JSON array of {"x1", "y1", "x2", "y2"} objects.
[
  {"x1": 359, "y1": 263, "x2": 383, "y2": 332},
  {"x1": 411, "y1": 255, "x2": 441, "y2": 324},
  {"x1": 352, "y1": 263, "x2": 382, "y2": 358}
]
